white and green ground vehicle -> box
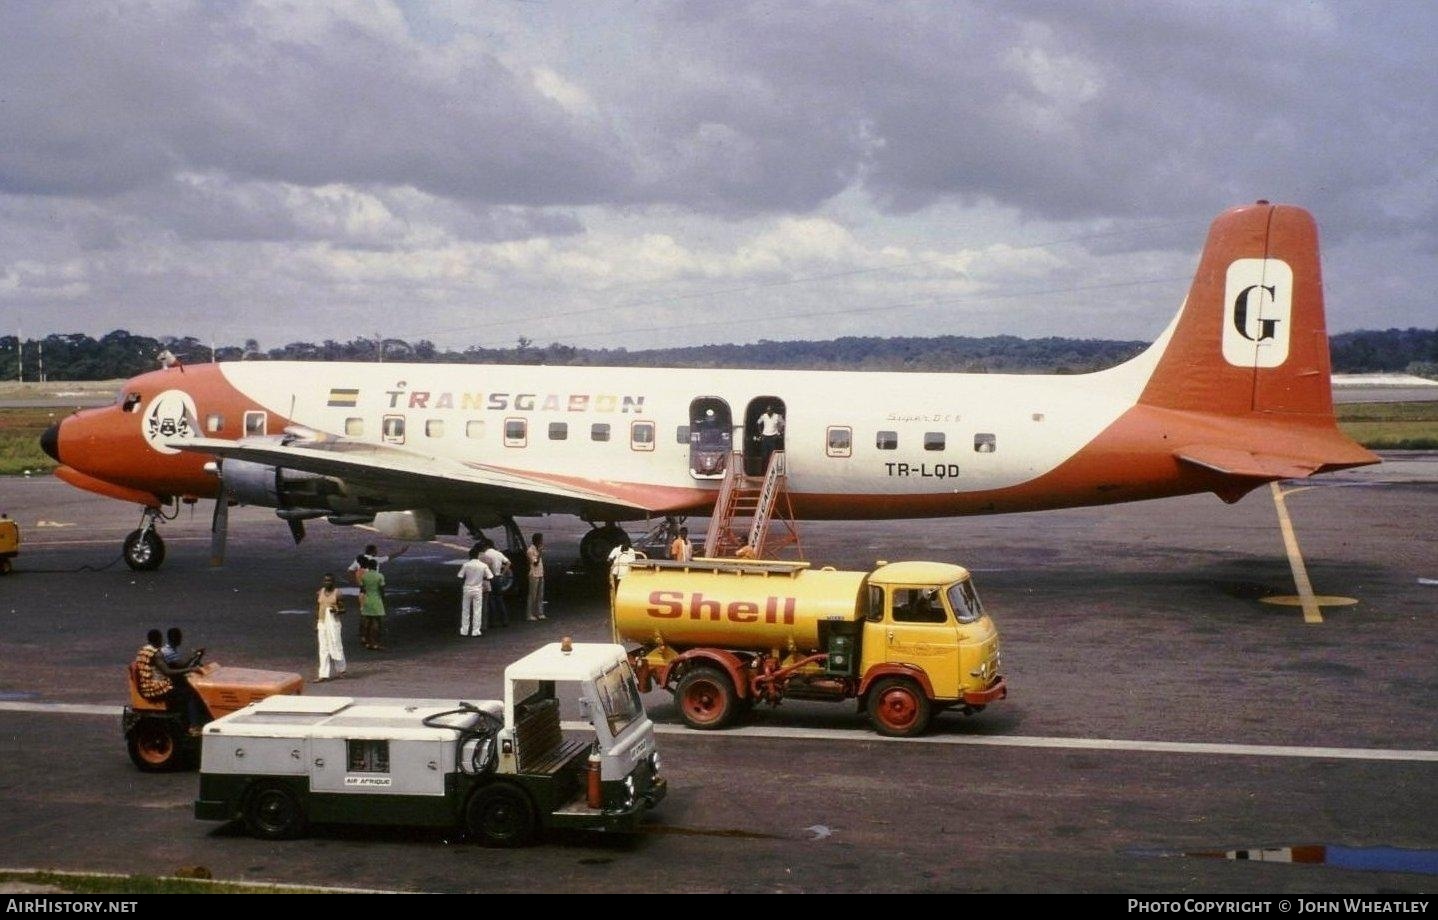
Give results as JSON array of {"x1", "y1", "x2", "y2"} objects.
[{"x1": 194, "y1": 643, "x2": 665, "y2": 846}]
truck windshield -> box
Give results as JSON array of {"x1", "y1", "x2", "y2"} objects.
[
  {"x1": 594, "y1": 662, "x2": 644, "y2": 737},
  {"x1": 946, "y1": 579, "x2": 984, "y2": 624}
]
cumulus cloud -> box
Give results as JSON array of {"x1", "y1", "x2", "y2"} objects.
[{"x1": 0, "y1": 1, "x2": 1432, "y2": 347}]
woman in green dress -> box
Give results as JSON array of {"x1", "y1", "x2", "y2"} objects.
[{"x1": 358, "y1": 559, "x2": 387, "y2": 650}]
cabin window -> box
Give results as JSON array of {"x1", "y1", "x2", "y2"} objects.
[
  {"x1": 205, "y1": 413, "x2": 224, "y2": 433},
  {"x1": 675, "y1": 425, "x2": 690, "y2": 444},
  {"x1": 244, "y1": 411, "x2": 267, "y2": 437},
  {"x1": 549, "y1": 422, "x2": 568, "y2": 441},
  {"x1": 876, "y1": 431, "x2": 898, "y2": 450},
  {"x1": 466, "y1": 420, "x2": 485, "y2": 439},
  {"x1": 923, "y1": 432, "x2": 945, "y2": 451},
  {"x1": 121, "y1": 392, "x2": 142, "y2": 413},
  {"x1": 504, "y1": 418, "x2": 527, "y2": 448},
  {"x1": 892, "y1": 587, "x2": 948, "y2": 624},
  {"x1": 425, "y1": 419, "x2": 445, "y2": 438},
  {"x1": 630, "y1": 420, "x2": 655, "y2": 451},
  {"x1": 344, "y1": 417, "x2": 364, "y2": 437},
  {"x1": 826, "y1": 426, "x2": 852, "y2": 458},
  {"x1": 866, "y1": 585, "x2": 885, "y2": 623},
  {"x1": 382, "y1": 415, "x2": 405, "y2": 444},
  {"x1": 591, "y1": 423, "x2": 611, "y2": 442},
  {"x1": 974, "y1": 433, "x2": 996, "y2": 453},
  {"x1": 346, "y1": 739, "x2": 390, "y2": 774}
]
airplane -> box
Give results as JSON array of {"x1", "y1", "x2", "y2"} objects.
[{"x1": 39, "y1": 201, "x2": 1378, "y2": 572}]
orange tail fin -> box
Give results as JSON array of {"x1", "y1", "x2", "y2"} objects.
[{"x1": 1141, "y1": 201, "x2": 1335, "y2": 418}]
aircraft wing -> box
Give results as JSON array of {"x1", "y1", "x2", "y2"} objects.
[{"x1": 170, "y1": 435, "x2": 655, "y2": 519}]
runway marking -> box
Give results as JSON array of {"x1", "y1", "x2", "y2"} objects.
[
  {"x1": 5, "y1": 703, "x2": 1431, "y2": 764},
  {"x1": 559, "y1": 720, "x2": 1438, "y2": 763},
  {"x1": 1269, "y1": 483, "x2": 1326, "y2": 623},
  {"x1": 24, "y1": 536, "x2": 210, "y2": 547}
]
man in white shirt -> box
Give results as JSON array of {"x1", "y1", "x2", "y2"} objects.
[
  {"x1": 479, "y1": 538, "x2": 512, "y2": 628},
  {"x1": 347, "y1": 542, "x2": 408, "y2": 585},
  {"x1": 457, "y1": 545, "x2": 493, "y2": 637},
  {"x1": 757, "y1": 405, "x2": 785, "y2": 470}
]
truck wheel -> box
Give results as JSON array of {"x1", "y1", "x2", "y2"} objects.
[
  {"x1": 126, "y1": 719, "x2": 182, "y2": 772},
  {"x1": 866, "y1": 678, "x2": 932, "y2": 737},
  {"x1": 466, "y1": 784, "x2": 537, "y2": 847},
  {"x1": 675, "y1": 667, "x2": 737, "y2": 730},
  {"x1": 122, "y1": 530, "x2": 165, "y2": 571},
  {"x1": 243, "y1": 784, "x2": 307, "y2": 840}
]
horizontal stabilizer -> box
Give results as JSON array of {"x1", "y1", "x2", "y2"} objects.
[{"x1": 1175, "y1": 445, "x2": 1323, "y2": 480}]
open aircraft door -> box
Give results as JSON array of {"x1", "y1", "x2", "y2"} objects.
[
  {"x1": 743, "y1": 397, "x2": 786, "y2": 476},
  {"x1": 688, "y1": 397, "x2": 732, "y2": 480}
]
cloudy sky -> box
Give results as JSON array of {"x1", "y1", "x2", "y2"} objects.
[{"x1": 2, "y1": 1, "x2": 1434, "y2": 354}]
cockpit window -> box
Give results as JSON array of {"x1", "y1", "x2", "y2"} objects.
[{"x1": 121, "y1": 393, "x2": 142, "y2": 413}]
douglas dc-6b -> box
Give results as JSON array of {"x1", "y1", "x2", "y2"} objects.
[{"x1": 40, "y1": 202, "x2": 1376, "y2": 571}]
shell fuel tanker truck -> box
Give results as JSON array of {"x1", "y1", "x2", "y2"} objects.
[{"x1": 614, "y1": 558, "x2": 1006, "y2": 736}]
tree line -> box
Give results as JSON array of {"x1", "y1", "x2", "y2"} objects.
[{"x1": 1, "y1": 327, "x2": 1434, "y2": 381}]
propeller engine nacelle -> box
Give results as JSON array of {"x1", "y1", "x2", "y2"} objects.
[
  {"x1": 372, "y1": 509, "x2": 436, "y2": 542},
  {"x1": 222, "y1": 459, "x2": 335, "y2": 510}
]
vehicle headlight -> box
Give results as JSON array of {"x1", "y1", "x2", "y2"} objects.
[
  {"x1": 624, "y1": 775, "x2": 636, "y2": 803},
  {"x1": 650, "y1": 752, "x2": 662, "y2": 775}
]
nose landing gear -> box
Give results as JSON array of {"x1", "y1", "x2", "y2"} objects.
[{"x1": 123, "y1": 506, "x2": 168, "y2": 571}]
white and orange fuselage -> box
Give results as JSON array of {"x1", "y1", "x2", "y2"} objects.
[{"x1": 44, "y1": 203, "x2": 1378, "y2": 537}]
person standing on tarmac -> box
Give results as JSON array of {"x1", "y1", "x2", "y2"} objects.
[
  {"x1": 669, "y1": 527, "x2": 693, "y2": 562},
  {"x1": 358, "y1": 558, "x2": 387, "y2": 650},
  {"x1": 457, "y1": 545, "x2": 493, "y2": 637},
  {"x1": 480, "y1": 538, "x2": 512, "y2": 628},
  {"x1": 526, "y1": 533, "x2": 547, "y2": 621},
  {"x1": 314, "y1": 573, "x2": 347, "y2": 681}
]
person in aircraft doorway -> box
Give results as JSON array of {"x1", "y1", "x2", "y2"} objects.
[{"x1": 757, "y1": 404, "x2": 785, "y2": 471}]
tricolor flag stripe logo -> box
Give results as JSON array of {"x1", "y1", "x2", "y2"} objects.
[{"x1": 327, "y1": 388, "x2": 360, "y2": 407}]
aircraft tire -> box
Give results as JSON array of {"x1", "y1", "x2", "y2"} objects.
[
  {"x1": 122, "y1": 529, "x2": 166, "y2": 571},
  {"x1": 579, "y1": 526, "x2": 626, "y2": 569}
]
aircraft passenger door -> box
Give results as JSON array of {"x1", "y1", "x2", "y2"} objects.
[
  {"x1": 883, "y1": 586, "x2": 962, "y2": 700},
  {"x1": 688, "y1": 397, "x2": 732, "y2": 479},
  {"x1": 743, "y1": 396, "x2": 786, "y2": 476}
]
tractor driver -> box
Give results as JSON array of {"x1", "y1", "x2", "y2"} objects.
[{"x1": 134, "y1": 628, "x2": 206, "y2": 731}]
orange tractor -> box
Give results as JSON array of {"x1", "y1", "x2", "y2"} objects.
[{"x1": 124, "y1": 655, "x2": 303, "y2": 771}]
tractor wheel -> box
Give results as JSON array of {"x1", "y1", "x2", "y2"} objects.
[
  {"x1": 243, "y1": 783, "x2": 307, "y2": 840},
  {"x1": 466, "y1": 783, "x2": 537, "y2": 847},
  {"x1": 126, "y1": 718, "x2": 182, "y2": 772}
]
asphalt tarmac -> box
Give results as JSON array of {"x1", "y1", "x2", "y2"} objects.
[{"x1": 0, "y1": 458, "x2": 1434, "y2": 893}]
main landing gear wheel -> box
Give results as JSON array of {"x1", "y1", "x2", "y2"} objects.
[
  {"x1": 579, "y1": 524, "x2": 628, "y2": 568},
  {"x1": 126, "y1": 719, "x2": 182, "y2": 772},
  {"x1": 466, "y1": 783, "x2": 537, "y2": 847},
  {"x1": 243, "y1": 783, "x2": 307, "y2": 840},
  {"x1": 866, "y1": 678, "x2": 933, "y2": 738},
  {"x1": 675, "y1": 666, "x2": 738, "y2": 730},
  {"x1": 123, "y1": 529, "x2": 166, "y2": 571}
]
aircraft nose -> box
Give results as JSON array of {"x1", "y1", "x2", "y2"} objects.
[{"x1": 39, "y1": 422, "x2": 60, "y2": 463}]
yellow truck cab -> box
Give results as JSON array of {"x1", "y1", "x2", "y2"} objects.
[{"x1": 615, "y1": 558, "x2": 1005, "y2": 737}]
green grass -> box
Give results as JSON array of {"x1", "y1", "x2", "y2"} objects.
[
  {"x1": 0, "y1": 869, "x2": 333, "y2": 895},
  {"x1": 0, "y1": 407, "x2": 61, "y2": 475},
  {"x1": 1335, "y1": 401, "x2": 1438, "y2": 449}
]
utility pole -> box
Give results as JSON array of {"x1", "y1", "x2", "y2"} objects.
[
  {"x1": 376, "y1": 332, "x2": 384, "y2": 363},
  {"x1": 15, "y1": 327, "x2": 21, "y2": 384}
]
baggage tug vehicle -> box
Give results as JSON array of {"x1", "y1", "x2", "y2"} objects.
[
  {"x1": 194, "y1": 642, "x2": 665, "y2": 846},
  {"x1": 616, "y1": 558, "x2": 1006, "y2": 736}
]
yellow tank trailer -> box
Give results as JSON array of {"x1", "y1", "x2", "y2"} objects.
[{"x1": 614, "y1": 558, "x2": 1005, "y2": 737}]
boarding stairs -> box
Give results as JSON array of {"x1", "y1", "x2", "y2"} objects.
[{"x1": 703, "y1": 450, "x2": 802, "y2": 560}]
